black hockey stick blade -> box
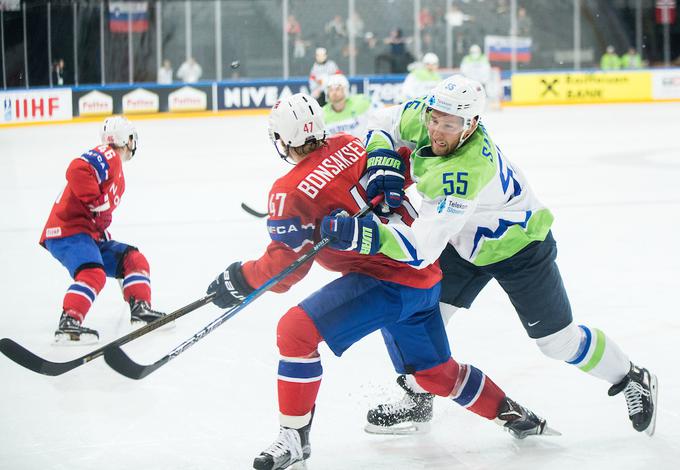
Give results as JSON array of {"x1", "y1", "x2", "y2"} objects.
[
  {"x1": 0, "y1": 293, "x2": 215, "y2": 376},
  {"x1": 104, "y1": 346, "x2": 168, "y2": 380},
  {"x1": 104, "y1": 195, "x2": 383, "y2": 380},
  {"x1": 240, "y1": 202, "x2": 268, "y2": 218},
  {"x1": 0, "y1": 338, "x2": 90, "y2": 376}
]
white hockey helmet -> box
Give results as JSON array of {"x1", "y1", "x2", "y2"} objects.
[
  {"x1": 325, "y1": 73, "x2": 350, "y2": 95},
  {"x1": 427, "y1": 74, "x2": 486, "y2": 124},
  {"x1": 101, "y1": 116, "x2": 138, "y2": 159},
  {"x1": 422, "y1": 52, "x2": 439, "y2": 65},
  {"x1": 268, "y1": 93, "x2": 326, "y2": 159}
]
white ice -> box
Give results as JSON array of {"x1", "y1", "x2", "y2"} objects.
[{"x1": 1, "y1": 103, "x2": 679, "y2": 470}]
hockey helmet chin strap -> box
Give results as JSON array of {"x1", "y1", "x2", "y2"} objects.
[
  {"x1": 123, "y1": 133, "x2": 138, "y2": 161},
  {"x1": 271, "y1": 132, "x2": 297, "y2": 165},
  {"x1": 454, "y1": 116, "x2": 479, "y2": 151}
]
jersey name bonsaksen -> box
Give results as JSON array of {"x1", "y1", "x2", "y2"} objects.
[{"x1": 297, "y1": 140, "x2": 363, "y2": 199}]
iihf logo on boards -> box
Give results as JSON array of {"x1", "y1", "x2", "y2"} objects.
[{"x1": 3, "y1": 98, "x2": 12, "y2": 122}]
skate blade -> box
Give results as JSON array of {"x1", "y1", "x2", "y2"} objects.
[
  {"x1": 289, "y1": 460, "x2": 308, "y2": 470},
  {"x1": 645, "y1": 374, "x2": 659, "y2": 437},
  {"x1": 364, "y1": 421, "x2": 431, "y2": 436},
  {"x1": 541, "y1": 424, "x2": 562, "y2": 437},
  {"x1": 53, "y1": 332, "x2": 99, "y2": 346}
]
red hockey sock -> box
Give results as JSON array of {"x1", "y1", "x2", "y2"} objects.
[
  {"x1": 450, "y1": 363, "x2": 505, "y2": 420},
  {"x1": 121, "y1": 250, "x2": 151, "y2": 304},
  {"x1": 276, "y1": 307, "x2": 324, "y2": 425},
  {"x1": 63, "y1": 267, "x2": 106, "y2": 322},
  {"x1": 415, "y1": 358, "x2": 505, "y2": 420}
]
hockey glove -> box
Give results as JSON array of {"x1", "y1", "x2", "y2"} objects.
[
  {"x1": 206, "y1": 262, "x2": 255, "y2": 309},
  {"x1": 365, "y1": 148, "x2": 406, "y2": 211},
  {"x1": 87, "y1": 194, "x2": 112, "y2": 233},
  {"x1": 321, "y1": 210, "x2": 380, "y2": 255},
  {"x1": 93, "y1": 211, "x2": 112, "y2": 233}
]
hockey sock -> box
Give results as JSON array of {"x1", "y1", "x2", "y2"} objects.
[
  {"x1": 414, "y1": 358, "x2": 505, "y2": 420},
  {"x1": 63, "y1": 267, "x2": 106, "y2": 322},
  {"x1": 276, "y1": 306, "x2": 324, "y2": 429},
  {"x1": 121, "y1": 250, "x2": 151, "y2": 304},
  {"x1": 565, "y1": 325, "x2": 631, "y2": 384},
  {"x1": 537, "y1": 323, "x2": 630, "y2": 384}
]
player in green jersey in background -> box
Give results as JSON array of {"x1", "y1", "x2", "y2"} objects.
[{"x1": 322, "y1": 74, "x2": 378, "y2": 139}]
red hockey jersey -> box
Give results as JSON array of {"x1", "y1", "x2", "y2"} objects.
[
  {"x1": 241, "y1": 133, "x2": 441, "y2": 292},
  {"x1": 40, "y1": 145, "x2": 125, "y2": 245}
]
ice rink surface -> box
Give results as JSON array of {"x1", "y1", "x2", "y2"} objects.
[{"x1": 1, "y1": 102, "x2": 679, "y2": 470}]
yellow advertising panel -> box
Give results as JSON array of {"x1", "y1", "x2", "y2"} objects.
[{"x1": 512, "y1": 71, "x2": 652, "y2": 105}]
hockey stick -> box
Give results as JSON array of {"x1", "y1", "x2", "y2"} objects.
[
  {"x1": 0, "y1": 294, "x2": 215, "y2": 376},
  {"x1": 240, "y1": 202, "x2": 268, "y2": 218},
  {"x1": 105, "y1": 195, "x2": 382, "y2": 380}
]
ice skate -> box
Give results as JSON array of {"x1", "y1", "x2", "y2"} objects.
[
  {"x1": 365, "y1": 374, "x2": 433, "y2": 435},
  {"x1": 608, "y1": 363, "x2": 658, "y2": 436},
  {"x1": 253, "y1": 419, "x2": 312, "y2": 470},
  {"x1": 129, "y1": 297, "x2": 172, "y2": 328},
  {"x1": 53, "y1": 311, "x2": 99, "y2": 345},
  {"x1": 494, "y1": 397, "x2": 561, "y2": 439}
]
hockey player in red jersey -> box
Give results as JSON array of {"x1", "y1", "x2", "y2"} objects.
[
  {"x1": 40, "y1": 116, "x2": 165, "y2": 344},
  {"x1": 205, "y1": 94, "x2": 556, "y2": 470}
]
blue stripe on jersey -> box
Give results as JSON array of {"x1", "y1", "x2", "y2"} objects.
[
  {"x1": 123, "y1": 274, "x2": 150, "y2": 287},
  {"x1": 496, "y1": 145, "x2": 522, "y2": 198},
  {"x1": 470, "y1": 211, "x2": 532, "y2": 257},
  {"x1": 394, "y1": 228, "x2": 424, "y2": 267},
  {"x1": 267, "y1": 216, "x2": 314, "y2": 250},
  {"x1": 68, "y1": 283, "x2": 96, "y2": 302},
  {"x1": 365, "y1": 129, "x2": 395, "y2": 150},
  {"x1": 567, "y1": 325, "x2": 592, "y2": 365},
  {"x1": 80, "y1": 149, "x2": 110, "y2": 184},
  {"x1": 278, "y1": 359, "x2": 323, "y2": 380},
  {"x1": 452, "y1": 365, "x2": 484, "y2": 407}
]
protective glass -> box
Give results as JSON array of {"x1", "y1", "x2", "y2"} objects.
[{"x1": 424, "y1": 109, "x2": 465, "y2": 136}]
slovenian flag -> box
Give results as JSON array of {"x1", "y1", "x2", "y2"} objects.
[
  {"x1": 485, "y1": 35, "x2": 532, "y2": 63},
  {"x1": 109, "y1": 1, "x2": 149, "y2": 33}
]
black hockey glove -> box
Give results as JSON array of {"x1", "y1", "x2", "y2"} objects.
[{"x1": 206, "y1": 262, "x2": 255, "y2": 309}]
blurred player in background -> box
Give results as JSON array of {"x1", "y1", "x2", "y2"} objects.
[
  {"x1": 206, "y1": 93, "x2": 555, "y2": 470},
  {"x1": 322, "y1": 73, "x2": 377, "y2": 139},
  {"x1": 308, "y1": 47, "x2": 340, "y2": 107},
  {"x1": 460, "y1": 44, "x2": 491, "y2": 96},
  {"x1": 401, "y1": 52, "x2": 442, "y2": 102},
  {"x1": 329, "y1": 75, "x2": 658, "y2": 436},
  {"x1": 40, "y1": 116, "x2": 166, "y2": 344}
]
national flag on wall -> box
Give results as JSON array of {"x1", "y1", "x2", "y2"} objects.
[
  {"x1": 109, "y1": 1, "x2": 149, "y2": 33},
  {"x1": 655, "y1": 0, "x2": 677, "y2": 24},
  {"x1": 484, "y1": 35, "x2": 532, "y2": 63}
]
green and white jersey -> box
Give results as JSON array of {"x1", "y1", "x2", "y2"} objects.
[
  {"x1": 367, "y1": 110, "x2": 554, "y2": 267},
  {"x1": 366, "y1": 96, "x2": 431, "y2": 152},
  {"x1": 323, "y1": 95, "x2": 375, "y2": 139}
]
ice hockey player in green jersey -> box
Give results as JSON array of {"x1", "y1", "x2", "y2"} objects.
[
  {"x1": 325, "y1": 75, "x2": 658, "y2": 438},
  {"x1": 322, "y1": 74, "x2": 376, "y2": 139}
]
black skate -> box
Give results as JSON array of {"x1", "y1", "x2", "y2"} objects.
[
  {"x1": 253, "y1": 416, "x2": 313, "y2": 470},
  {"x1": 608, "y1": 363, "x2": 658, "y2": 436},
  {"x1": 494, "y1": 397, "x2": 561, "y2": 439},
  {"x1": 129, "y1": 298, "x2": 170, "y2": 327},
  {"x1": 365, "y1": 374, "x2": 434, "y2": 435},
  {"x1": 54, "y1": 311, "x2": 99, "y2": 345}
]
